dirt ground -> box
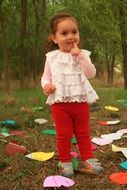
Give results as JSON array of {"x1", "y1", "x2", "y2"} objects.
[{"x1": 0, "y1": 100, "x2": 127, "y2": 190}]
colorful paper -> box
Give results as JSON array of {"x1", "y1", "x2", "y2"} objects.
[
  {"x1": 120, "y1": 160, "x2": 127, "y2": 170},
  {"x1": 105, "y1": 106, "x2": 119, "y2": 112},
  {"x1": 117, "y1": 99, "x2": 127, "y2": 108},
  {"x1": 25, "y1": 151, "x2": 54, "y2": 161},
  {"x1": 91, "y1": 137, "x2": 113, "y2": 146},
  {"x1": 0, "y1": 139, "x2": 8, "y2": 143},
  {"x1": 72, "y1": 157, "x2": 79, "y2": 171},
  {"x1": 5, "y1": 142, "x2": 28, "y2": 155},
  {"x1": 109, "y1": 172, "x2": 127, "y2": 184},
  {"x1": 71, "y1": 138, "x2": 77, "y2": 144},
  {"x1": 101, "y1": 132, "x2": 122, "y2": 141},
  {"x1": 0, "y1": 127, "x2": 10, "y2": 137},
  {"x1": 92, "y1": 143, "x2": 97, "y2": 150},
  {"x1": 70, "y1": 151, "x2": 79, "y2": 158},
  {"x1": 32, "y1": 106, "x2": 43, "y2": 111},
  {"x1": 34, "y1": 118, "x2": 48, "y2": 124},
  {"x1": 42, "y1": 129, "x2": 56, "y2": 135},
  {"x1": 112, "y1": 144, "x2": 127, "y2": 152},
  {"x1": 116, "y1": 129, "x2": 127, "y2": 135},
  {"x1": 43, "y1": 175, "x2": 75, "y2": 187},
  {"x1": 10, "y1": 130, "x2": 25, "y2": 136},
  {"x1": 0, "y1": 119, "x2": 18, "y2": 128},
  {"x1": 97, "y1": 119, "x2": 120, "y2": 126},
  {"x1": 122, "y1": 150, "x2": 127, "y2": 158}
]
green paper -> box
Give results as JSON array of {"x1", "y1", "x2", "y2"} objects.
[
  {"x1": 32, "y1": 106, "x2": 43, "y2": 111},
  {"x1": 0, "y1": 127, "x2": 10, "y2": 137},
  {"x1": 72, "y1": 157, "x2": 79, "y2": 171},
  {"x1": 117, "y1": 99, "x2": 127, "y2": 108},
  {"x1": 42, "y1": 129, "x2": 56, "y2": 135},
  {"x1": 71, "y1": 138, "x2": 77, "y2": 144},
  {"x1": 1, "y1": 127, "x2": 9, "y2": 133}
]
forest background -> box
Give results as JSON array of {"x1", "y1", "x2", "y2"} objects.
[
  {"x1": 0, "y1": 0, "x2": 127, "y2": 94},
  {"x1": 0, "y1": 1, "x2": 127, "y2": 190}
]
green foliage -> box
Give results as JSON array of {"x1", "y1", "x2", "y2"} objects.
[{"x1": 0, "y1": 0, "x2": 127, "y2": 86}]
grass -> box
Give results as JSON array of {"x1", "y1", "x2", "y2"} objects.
[
  {"x1": 0, "y1": 83, "x2": 127, "y2": 190},
  {"x1": 97, "y1": 87, "x2": 127, "y2": 105}
]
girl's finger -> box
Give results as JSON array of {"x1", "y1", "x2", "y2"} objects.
[{"x1": 73, "y1": 42, "x2": 77, "y2": 48}]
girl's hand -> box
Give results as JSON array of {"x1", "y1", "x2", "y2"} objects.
[
  {"x1": 70, "y1": 43, "x2": 81, "y2": 56},
  {"x1": 43, "y1": 83, "x2": 56, "y2": 95}
]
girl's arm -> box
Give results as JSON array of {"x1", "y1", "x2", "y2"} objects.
[
  {"x1": 41, "y1": 60, "x2": 56, "y2": 95},
  {"x1": 76, "y1": 51, "x2": 96, "y2": 79},
  {"x1": 41, "y1": 60, "x2": 51, "y2": 88},
  {"x1": 70, "y1": 43, "x2": 96, "y2": 79}
]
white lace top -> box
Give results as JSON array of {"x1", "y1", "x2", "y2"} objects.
[{"x1": 41, "y1": 49, "x2": 99, "y2": 105}]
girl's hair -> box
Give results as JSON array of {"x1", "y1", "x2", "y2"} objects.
[
  {"x1": 46, "y1": 12, "x2": 78, "y2": 51},
  {"x1": 50, "y1": 12, "x2": 78, "y2": 34}
]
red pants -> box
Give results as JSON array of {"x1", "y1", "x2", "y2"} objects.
[{"x1": 51, "y1": 102, "x2": 93, "y2": 162}]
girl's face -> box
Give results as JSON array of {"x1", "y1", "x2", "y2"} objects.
[{"x1": 51, "y1": 19, "x2": 80, "y2": 52}]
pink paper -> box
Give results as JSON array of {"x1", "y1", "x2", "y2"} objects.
[
  {"x1": 43, "y1": 175, "x2": 75, "y2": 187},
  {"x1": 70, "y1": 151, "x2": 79, "y2": 158},
  {"x1": 91, "y1": 137, "x2": 113, "y2": 146},
  {"x1": 92, "y1": 143, "x2": 97, "y2": 150},
  {"x1": 117, "y1": 129, "x2": 127, "y2": 135}
]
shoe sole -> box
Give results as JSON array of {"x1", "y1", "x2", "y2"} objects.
[{"x1": 77, "y1": 168, "x2": 100, "y2": 175}]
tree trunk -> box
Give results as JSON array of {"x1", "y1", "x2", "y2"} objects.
[
  {"x1": 108, "y1": 55, "x2": 115, "y2": 84},
  {"x1": 33, "y1": 0, "x2": 46, "y2": 84},
  {"x1": 0, "y1": 0, "x2": 10, "y2": 94},
  {"x1": 119, "y1": 4, "x2": 127, "y2": 89},
  {"x1": 19, "y1": 0, "x2": 27, "y2": 89},
  {"x1": 106, "y1": 51, "x2": 115, "y2": 85}
]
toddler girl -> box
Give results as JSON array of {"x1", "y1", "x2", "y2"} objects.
[{"x1": 41, "y1": 12, "x2": 104, "y2": 177}]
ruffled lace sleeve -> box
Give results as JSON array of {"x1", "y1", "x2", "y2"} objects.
[{"x1": 41, "y1": 58, "x2": 52, "y2": 88}]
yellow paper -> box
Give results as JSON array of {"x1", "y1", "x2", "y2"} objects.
[
  {"x1": 105, "y1": 106, "x2": 119, "y2": 112},
  {"x1": 30, "y1": 152, "x2": 54, "y2": 161},
  {"x1": 112, "y1": 144, "x2": 127, "y2": 152}
]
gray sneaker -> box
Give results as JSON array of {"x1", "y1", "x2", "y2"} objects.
[
  {"x1": 58, "y1": 162, "x2": 74, "y2": 177},
  {"x1": 82, "y1": 158, "x2": 104, "y2": 174}
]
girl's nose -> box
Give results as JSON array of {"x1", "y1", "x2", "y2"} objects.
[{"x1": 68, "y1": 33, "x2": 74, "y2": 39}]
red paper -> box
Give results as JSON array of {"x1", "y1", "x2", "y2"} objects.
[
  {"x1": 5, "y1": 142, "x2": 28, "y2": 155},
  {"x1": 10, "y1": 130, "x2": 25, "y2": 136},
  {"x1": 97, "y1": 121, "x2": 107, "y2": 126},
  {"x1": 109, "y1": 172, "x2": 127, "y2": 185}
]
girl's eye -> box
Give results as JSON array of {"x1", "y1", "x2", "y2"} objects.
[
  {"x1": 61, "y1": 32, "x2": 67, "y2": 36},
  {"x1": 60, "y1": 30, "x2": 78, "y2": 36},
  {"x1": 73, "y1": 30, "x2": 78, "y2": 34}
]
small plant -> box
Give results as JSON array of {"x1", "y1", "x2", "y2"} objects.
[{"x1": 24, "y1": 115, "x2": 36, "y2": 128}]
